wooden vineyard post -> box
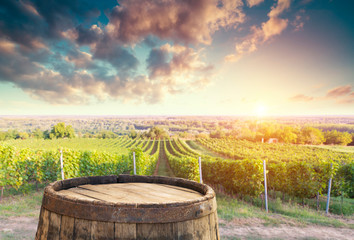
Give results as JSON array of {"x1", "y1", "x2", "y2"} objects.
[
  {"x1": 326, "y1": 163, "x2": 333, "y2": 215},
  {"x1": 133, "y1": 152, "x2": 136, "y2": 175},
  {"x1": 60, "y1": 149, "x2": 64, "y2": 180},
  {"x1": 263, "y1": 160, "x2": 268, "y2": 213},
  {"x1": 198, "y1": 156, "x2": 203, "y2": 184}
]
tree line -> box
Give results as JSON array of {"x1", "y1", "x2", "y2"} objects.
[
  {"x1": 0, "y1": 122, "x2": 75, "y2": 140},
  {"x1": 0, "y1": 123, "x2": 169, "y2": 141},
  {"x1": 209, "y1": 124, "x2": 354, "y2": 146}
]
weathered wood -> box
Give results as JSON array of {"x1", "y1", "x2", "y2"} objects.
[
  {"x1": 35, "y1": 207, "x2": 50, "y2": 240},
  {"x1": 174, "y1": 219, "x2": 194, "y2": 239},
  {"x1": 59, "y1": 215, "x2": 75, "y2": 240},
  {"x1": 47, "y1": 211, "x2": 61, "y2": 240},
  {"x1": 115, "y1": 223, "x2": 137, "y2": 240},
  {"x1": 62, "y1": 183, "x2": 203, "y2": 204},
  {"x1": 35, "y1": 207, "x2": 44, "y2": 240},
  {"x1": 136, "y1": 222, "x2": 175, "y2": 239},
  {"x1": 73, "y1": 218, "x2": 92, "y2": 240},
  {"x1": 194, "y1": 215, "x2": 211, "y2": 240},
  {"x1": 91, "y1": 220, "x2": 114, "y2": 240},
  {"x1": 36, "y1": 175, "x2": 220, "y2": 239},
  {"x1": 209, "y1": 212, "x2": 219, "y2": 240}
]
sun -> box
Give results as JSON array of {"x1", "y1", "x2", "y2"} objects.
[{"x1": 255, "y1": 102, "x2": 267, "y2": 117}]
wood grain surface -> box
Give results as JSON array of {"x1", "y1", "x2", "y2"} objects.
[{"x1": 58, "y1": 182, "x2": 203, "y2": 204}]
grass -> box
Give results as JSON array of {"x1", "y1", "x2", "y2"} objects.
[
  {"x1": 0, "y1": 229, "x2": 35, "y2": 240},
  {"x1": 216, "y1": 193, "x2": 353, "y2": 228},
  {"x1": 186, "y1": 140, "x2": 221, "y2": 158},
  {"x1": 0, "y1": 184, "x2": 352, "y2": 240},
  {"x1": 309, "y1": 145, "x2": 354, "y2": 153},
  {"x1": 0, "y1": 187, "x2": 43, "y2": 218},
  {"x1": 3, "y1": 138, "x2": 129, "y2": 154}
]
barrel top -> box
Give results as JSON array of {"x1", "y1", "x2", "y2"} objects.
[
  {"x1": 58, "y1": 182, "x2": 203, "y2": 204},
  {"x1": 42, "y1": 175, "x2": 217, "y2": 223}
]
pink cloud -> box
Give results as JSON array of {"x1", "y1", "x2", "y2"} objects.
[
  {"x1": 268, "y1": 0, "x2": 291, "y2": 18},
  {"x1": 225, "y1": 0, "x2": 291, "y2": 62},
  {"x1": 107, "y1": 0, "x2": 245, "y2": 45},
  {"x1": 289, "y1": 94, "x2": 314, "y2": 102},
  {"x1": 291, "y1": 10, "x2": 308, "y2": 32},
  {"x1": 326, "y1": 85, "x2": 352, "y2": 98},
  {"x1": 246, "y1": 0, "x2": 264, "y2": 7},
  {"x1": 336, "y1": 93, "x2": 354, "y2": 104},
  {"x1": 289, "y1": 85, "x2": 354, "y2": 105},
  {"x1": 262, "y1": 17, "x2": 288, "y2": 40}
]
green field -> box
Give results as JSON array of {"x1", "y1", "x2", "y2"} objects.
[
  {"x1": 310, "y1": 145, "x2": 354, "y2": 153},
  {"x1": 4, "y1": 138, "x2": 130, "y2": 154}
]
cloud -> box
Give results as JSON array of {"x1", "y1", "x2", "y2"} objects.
[
  {"x1": 226, "y1": 0, "x2": 291, "y2": 62},
  {"x1": 291, "y1": 10, "x2": 308, "y2": 32},
  {"x1": 268, "y1": 0, "x2": 291, "y2": 18},
  {"x1": 289, "y1": 85, "x2": 354, "y2": 105},
  {"x1": 0, "y1": 0, "x2": 100, "y2": 50},
  {"x1": 147, "y1": 44, "x2": 212, "y2": 78},
  {"x1": 262, "y1": 17, "x2": 288, "y2": 40},
  {"x1": 325, "y1": 85, "x2": 354, "y2": 104},
  {"x1": 2, "y1": 0, "x2": 312, "y2": 106},
  {"x1": 289, "y1": 94, "x2": 314, "y2": 102},
  {"x1": 92, "y1": 37, "x2": 139, "y2": 74},
  {"x1": 75, "y1": 24, "x2": 103, "y2": 45},
  {"x1": 107, "y1": 0, "x2": 245, "y2": 45},
  {"x1": 337, "y1": 92, "x2": 354, "y2": 104},
  {"x1": 325, "y1": 85, "x2": 352, "y2": 98},
  {"x1": 0, "y1": 36, "x2": 213, "y2": 105},
  {"x1": 146, "y1": 44, "x2": 213, "y2": 95},
  {"x1": 246, "y1": 0, "x2": 264, "y2": 7}
]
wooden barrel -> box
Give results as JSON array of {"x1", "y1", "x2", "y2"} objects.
[{"x1": 35, "y1": 174, "x2": 219, "y2": 240}]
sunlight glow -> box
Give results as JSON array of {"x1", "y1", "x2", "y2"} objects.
[{"x1": 255, "y1": 102, "x2": 267, "y2": 117}]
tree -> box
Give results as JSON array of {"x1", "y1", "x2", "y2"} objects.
[
  {"x1": 258, "y1": 122, "x2": 278, "y2": 141},
  {"x1": 98, "y1": 130, "x2": 116, "y2": 139},
  {"x1": 129, "y1": 129, "x2": 138, "y2": 139},
  {"x1": 277, "y1": 126, "x2": 298, "y2": 144},
  {"x1": 325, "y1": 130, "x2": 352, "y2": 145},
  {"x1": 32, "y1": 128, "x2": 44, "y2": 139},
  {"x1": 298, "y1": 127, "x2": 324, "y2": 145},
  {"x1": 210, "y1": 129, "x2": 225, "y2": 139},
  {"x1": 17, "y1": 132, "x2": 29, "y2": 140},
  {"x1": 50, "y1": 122, "x2": 75, "y2": 139},
  {"x1": 65, "y1": 125, "x2": 75, "y2": 138},
  {"x1": 144, "y1": 126, "x2": 169, "y2": 139}
]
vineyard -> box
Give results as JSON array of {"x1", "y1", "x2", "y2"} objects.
[
  {"x1": 164, "y1": 138, "x2": 354, "y2": 200},
  {"x1": 0, "y1": 137, "x2": 160, "y2": 198},
  {"x1": 1, "y1": 137, "x2": 353, "y2": 204}
]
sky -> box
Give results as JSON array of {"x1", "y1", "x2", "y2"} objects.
[{"x1": 0, "y1": 0, "x2": 353, "y2": 116}]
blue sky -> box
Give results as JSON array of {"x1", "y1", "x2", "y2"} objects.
[{"x1": 0, "y1": 0, "x2": 353, "y2": 116}]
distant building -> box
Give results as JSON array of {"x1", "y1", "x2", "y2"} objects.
[{"x1": 267, "y1": 138, "x2": 279, "y2": 143}]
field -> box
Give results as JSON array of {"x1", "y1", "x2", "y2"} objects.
[
  {"x1": 0, "y1": 137, "x2": 353, "y2": 239},
  {"x1": 310, "y1": 145, "x2": 354, "y2": 153},
  {"x1": 4, "y1": 138, "x2": 133, "y2": 154}
]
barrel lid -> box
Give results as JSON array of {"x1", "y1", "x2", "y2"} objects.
[{"x1": 42, "y1": 175, "x2": 217, "y2": 223}]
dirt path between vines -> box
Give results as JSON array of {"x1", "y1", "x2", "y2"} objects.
[
  {"x1": 219, "y1": 218, "x2": 353, "y2": 239},
  {"x1": 1, "y1": 216, "x2": 353, "y2": 240},
  {"x1": 154, "y1": 140, "x2": 175, "y2": 177}
]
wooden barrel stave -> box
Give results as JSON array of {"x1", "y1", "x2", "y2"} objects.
[{"x1": 37, "y1": 209, "x2": 218, "y2": 240}]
